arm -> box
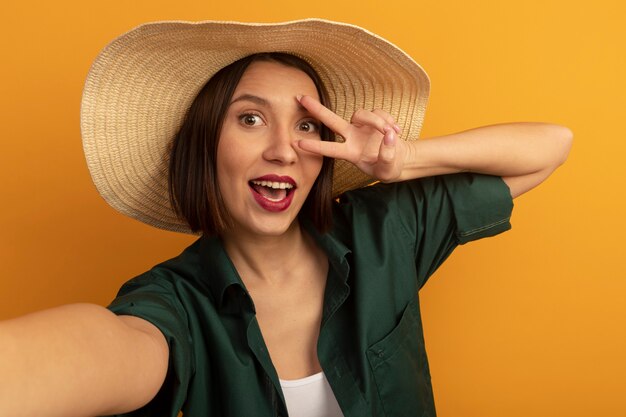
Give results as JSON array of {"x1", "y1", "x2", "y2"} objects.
[
  {"x1": 0, "y1": 303, "x2": 168, "y2": 417},
  {"x1": 297, "y1": 95, "x2": 573, "y2": 198},
  {"x1": 399, "y1": 122, "x2": 573, "y2": 198}
]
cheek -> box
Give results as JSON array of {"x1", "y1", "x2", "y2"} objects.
[
  {"x1": 307, "y1": 154, "x2": 324, "y2": 180},
  {"x1": 216, "y1": 138, "x2": 241, "y2": 176},
  {"x1": 215, "y1": 144, "x2": 240, "y2": 199}
]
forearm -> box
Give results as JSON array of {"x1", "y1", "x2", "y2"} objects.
[
  {"x1": 0, "y1": 303, "x2": 167, "y2": 417},
  {"x1": 297, "y1": 95, "x2": 573, "y2": 196},
  {"x1": 398, "y1": 122, "x2": 573, "y2": 181}
]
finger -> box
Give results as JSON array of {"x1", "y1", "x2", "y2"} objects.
[
  {"x1": 377, "y1": 127, "x2": 397, "y2": 165},
  {"x1": 372, "y1": 109, "x2": 401, "y2": 134},
  {"x1": 350, "y1": 109, "x2": 390, "y2": 134},
  {"x1": 298, "y1": 95, "x2": 350, "y2": 138},
  {"x1": 371, "y1": 109, "x2": 395, "y2": 125},
  {"x1": 297, "y1": 139, "x2": 352, "y2": 161}
]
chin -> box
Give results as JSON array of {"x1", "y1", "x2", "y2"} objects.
[{"x1": 254, "y1": 220, "x2": 298, "y2": 237}]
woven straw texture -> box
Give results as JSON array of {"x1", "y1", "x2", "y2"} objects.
[{"x1": 81, "y1": 18, "x2": 430, "y2": 234}]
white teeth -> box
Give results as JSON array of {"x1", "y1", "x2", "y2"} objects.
[{"x1": 251, "y1": 180, "x2": 294, "y2": 189}]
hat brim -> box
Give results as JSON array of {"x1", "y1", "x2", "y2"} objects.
[{"x1": 81, "y1": 18, "x2": 430, "y2": 234}]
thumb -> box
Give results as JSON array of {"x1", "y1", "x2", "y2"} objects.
[{"x1": 377, "y1": 128, "x2": 397, "y2": 165}]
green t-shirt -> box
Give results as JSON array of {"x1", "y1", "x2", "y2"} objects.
[{"x1": 108, "y1": 173, "x2": 513, "y2": 417}]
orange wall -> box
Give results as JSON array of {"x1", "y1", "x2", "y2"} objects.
[{"x1": 1, "y1": 1, "x2": 624, "y2": 416}]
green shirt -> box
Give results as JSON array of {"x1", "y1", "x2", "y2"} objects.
[{"x1": 108, "y1": 173, "x2": 513, "y2": 417}]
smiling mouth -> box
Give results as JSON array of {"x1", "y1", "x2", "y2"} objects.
[{"x1": 249, "y1": 179, "x2": 295, "y2": 202}]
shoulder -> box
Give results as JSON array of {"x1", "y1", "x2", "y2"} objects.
[
  {"x1": 331, "y1": 173, "x2": 513, "y2": 245},
  {"x1": 331, "y1": 176, "x2": 447, "y2": 228},
  {"x1": 114, "y1": 237, "x2": 206, "y2": 297}
]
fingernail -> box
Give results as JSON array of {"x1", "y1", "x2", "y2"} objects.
[
  {"x1": 296, "y1": 94, "x2": 303, "y2": 101},
  {"x1": 393, "y1": 124, "x2": 401, "y2": 134}
]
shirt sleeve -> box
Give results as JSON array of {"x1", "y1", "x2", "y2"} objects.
[
  {"x1": 106, "y1": 272, "x2": 194, "y2": 417},
  {"x1": 395, "y1": 173, "x2": 513, "y2": 287}
]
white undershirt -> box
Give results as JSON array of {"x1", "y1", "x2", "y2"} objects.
[{"x1": 279, "y1": 371, "x2": 345, "y2": 417}]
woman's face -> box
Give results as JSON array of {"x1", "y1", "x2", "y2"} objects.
[{"x1": 216, "y1": 60, "x2": 324, "y2": 239}]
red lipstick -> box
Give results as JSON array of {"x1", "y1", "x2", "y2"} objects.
[{"x1": 248, "y1": 174, "x2": 297, "y2": 212}]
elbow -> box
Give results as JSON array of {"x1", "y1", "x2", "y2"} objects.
[{"x1": 551, "y1": 124, "x2": 574, "y2": 167}]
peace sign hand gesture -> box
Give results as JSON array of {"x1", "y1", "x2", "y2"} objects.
[{"x1": 297, "y1": 95, "x2": 409, "y2": 183}]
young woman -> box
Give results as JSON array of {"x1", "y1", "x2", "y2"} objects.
[{"x1": 0, "y1": 19, "x2": 572, "y2": 417}]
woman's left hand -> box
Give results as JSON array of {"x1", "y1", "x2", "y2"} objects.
[{"x1": 297, "y1": 95, "x2": 407, "y2": 182}]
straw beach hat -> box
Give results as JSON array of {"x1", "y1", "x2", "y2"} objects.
[{"x1": 81, "y1": 18, "x2": 430, "y2": 233}]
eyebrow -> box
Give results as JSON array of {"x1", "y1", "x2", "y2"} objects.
[
  {"x1": 230, "y1": 94, "x2": 270, "y2": 108},
  {"x1": 229, "y1": 93, "x2": 309, "y2": 113}
]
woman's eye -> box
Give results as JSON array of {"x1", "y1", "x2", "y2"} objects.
[
  {"x1": 239, "y1": 113, "x2": 263, "y2": 127},
  {"x1": 298, "y1": 120, "x2": 320, "y2": 133}
]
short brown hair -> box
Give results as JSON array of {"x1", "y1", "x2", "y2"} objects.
[{"x1": 168, "y1": 53, "x2": 334, "y2": 236}]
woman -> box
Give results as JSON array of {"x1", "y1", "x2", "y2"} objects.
[{"x1": 0, "y1": 19, "x2": 572, "y2": 417}]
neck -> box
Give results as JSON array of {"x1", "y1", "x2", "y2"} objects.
[{"x1": 221, "y1": 220, "x2": 316, "y2": 286}]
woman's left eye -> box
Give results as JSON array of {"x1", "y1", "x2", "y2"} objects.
[{"x1": 298, "y1": 120, "x2": 320, "y2": 133}]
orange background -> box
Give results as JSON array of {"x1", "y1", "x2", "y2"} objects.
[{"x1": 1, "y1": 0, "x2": 624, "y2": 416}]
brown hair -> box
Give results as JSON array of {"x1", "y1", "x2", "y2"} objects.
[{"x1": 168, "y1": 53, "x2": 334, "y2": 236}]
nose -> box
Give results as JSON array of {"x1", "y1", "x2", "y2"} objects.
[{"x1": 262, "y1": 124, "x2": 298, "y2": 165}]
